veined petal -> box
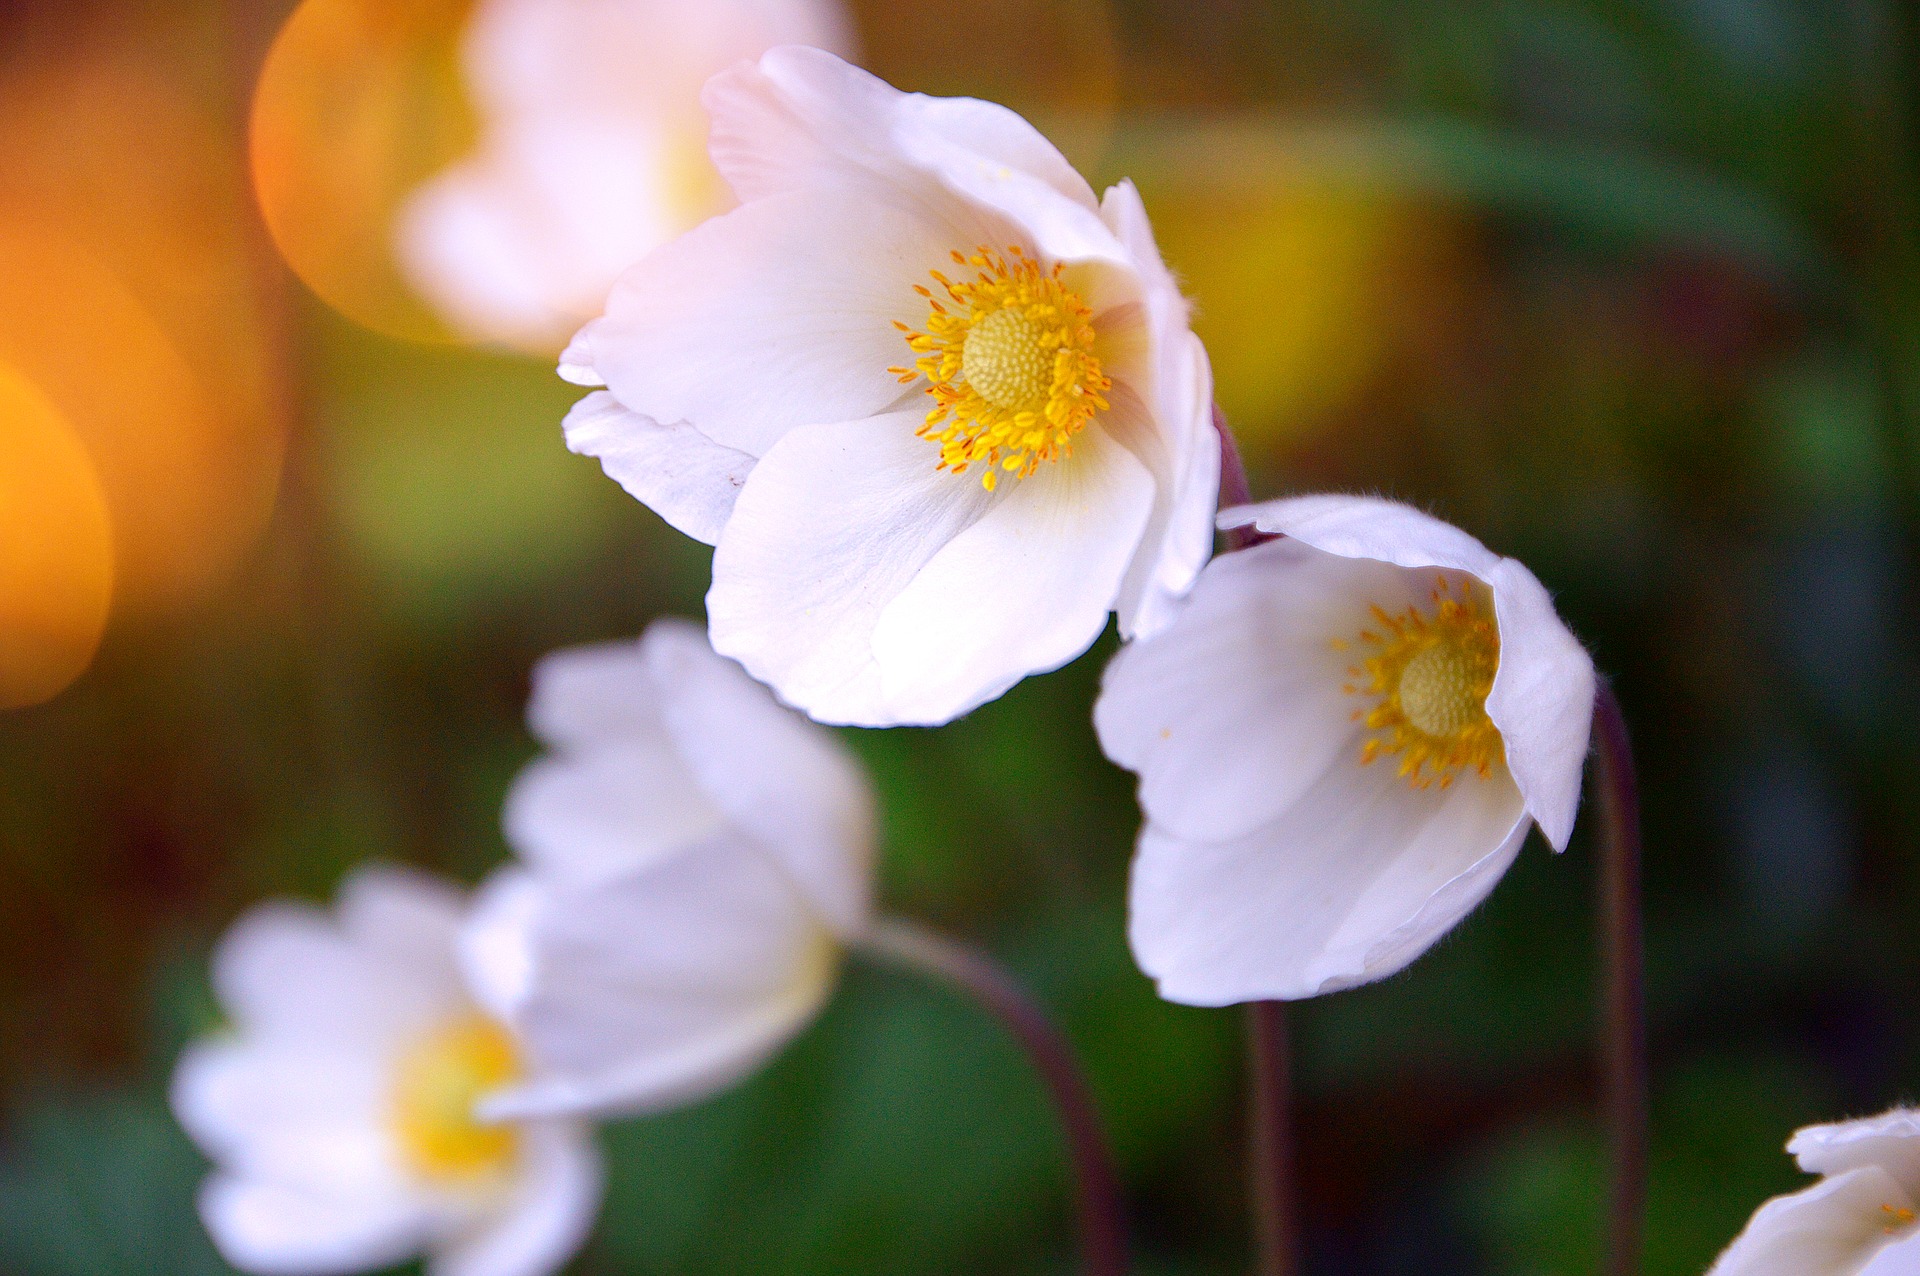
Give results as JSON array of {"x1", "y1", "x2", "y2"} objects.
[
  {"x1": 703, "y1": 46, "x2": 1097, "y2": 210},
  {"x1": 429, "y1": 1121, "x2": 602, "y2": 1276},
  {"x1": 478, "y1": 831, "x2": 840, "y2": 1120},
  {"x1": 1128, "y1": 757, "x2": 1527, "y2": 1006},
  {"x1": 561, "y1": 391, "x2": 754, "y2": 546},
  {"x1": 707, "y1": 412, "x2": 999, "y2": 727},
  {"x1": 1096, "y1": 539, "x2": 1428, "y2": 844},
  {"x1": 198, "y1": 1175, "x2": 430, "y2": 1276},
  {"x1": 642, "y1": 618, "x2": 875, "y2": 934},
  {"x1": 568, "y1": 188, "x2": 977, "y2": 458},
  {"x1": 1484, "y1": 557, "x2": 1596, "y2": 849},
  {"x1": 1708, "y1": 1165, "x2": 1916, "y2": 1276},
  {"x1": 870, "y1": 426, "x2": 1153, "y2": 725}
]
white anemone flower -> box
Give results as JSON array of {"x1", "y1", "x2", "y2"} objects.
[
  {"x1": 171, "y1": 866, "x2": 602, "y2": 1276},
  {"x1": 398, "y1": 0, "x2": 856, "y2": 352},
  {"x1": 1710, "y1": 1109, "x2": 1920, "y2": 1275},
  {"x1": 1093, "y1": 494, "x2": 1596, "y2": 1005},
  {"x1": 560, "y1": 47, "x2": 1218, "y2": 727},
  {"x1": 459, "y1": 617, "x2": 875, "y2": 1119}
]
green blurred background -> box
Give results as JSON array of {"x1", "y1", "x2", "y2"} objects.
[{"x1": 3, "y1": 0, "x2": 1918, "y2": 1272}]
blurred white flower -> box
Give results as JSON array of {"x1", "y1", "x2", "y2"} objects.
[
  {"x1": 1710, "y1": 1109, "x2": 1920, "y2": 1276},
  {"x1": 398, "y1": 0, "x2": 856, "y2": 352},
  {"x1": 172, "y1": 866, "x2": 601, "y2": 1276},
  {"x1": 1094, "y1": 494, "x2": 1596, "y2": 1006},
  {"x1": 460, "y1": 617, "x2": 875, "y2": 1119},
  {"x1": 561, "y1": 47, "x2": 1218, "y2": 727}
]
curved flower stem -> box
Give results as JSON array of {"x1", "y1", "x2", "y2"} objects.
[
  {"x1": 858, "y1": 917, "x2": 1130, "y2": 1276},
  {"x1": 1247, "y1": 1001, "x2": 1299, "y2": 1276},
  {"x1": 1593, "y1": 681, "x2": 1646, "y2": 1276}
]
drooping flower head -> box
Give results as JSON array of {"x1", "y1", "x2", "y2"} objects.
[
  {"x1": 561, "y1": 48, "x2": 1218, "y2": 727},
  {"x1": 460, "y1": 618, "x2": 875, "y2": 1119},
  {"x1": 1710, "y1": 1109, "x2": 1920, "y2": 1275},
  {"x1": 1094, "y1": 495, "x2": 1596, "y2": 1005},
  {"x1": 399, "y1": 0, "x2": 855, "y2": 351},
  {"x1": 172, "y1": 866, "x2": 601, "y2": 1276}
]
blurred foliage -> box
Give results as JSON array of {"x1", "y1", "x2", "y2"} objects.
[{"x1": 7, "y1": 0, "x2": 1920, "y2": 1272}]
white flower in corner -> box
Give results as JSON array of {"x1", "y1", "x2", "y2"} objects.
[
  {"x1": 1094, "y1": 494, "x2": 1596, "y2": 1005},
  {"x1": 460, "y1": 618, "x2": 875, "y2": 1119},
  {"x1": 171, "y1": 866, "x2": 601, "y2": 1276},
  {"x1": 1710, "y1": 1109, "x2": 1920, "y2": 1275},
  {"x1": 398, "y1": 0, "x2": 855, "y2": 352},
  {"x1": 561, "y1": 47, "x2": 1218, "y2": 727}
]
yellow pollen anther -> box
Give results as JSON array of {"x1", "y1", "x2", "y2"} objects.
[
  {"x1": 390, "y1": 1014, "x2": 521, "y2": 1184},
  {"x1": 1884, "y1": 1204, "x2": 1917, "y2": 1233},
  {"x1": 1340, "y1": 575, "x2": 1502, "y2": 789},
  {"x1": 890, "y1": 245, "x2": 1110, "y2": 490}
]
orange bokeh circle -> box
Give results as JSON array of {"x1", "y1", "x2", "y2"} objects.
[
  {"x1": 251, "y1": 0, "x2": 479, "y2": 343},
  {"x1": 0, "y1": 363, "x2": 114, "y2": 710}
]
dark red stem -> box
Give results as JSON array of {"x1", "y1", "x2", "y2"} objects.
[
  {"x1": 861, "y1": 918, "x2": 1130, "y2": 1276},
  {"x1": 1215, "y1": 404, "x2": 1276, "y2": 552},
  {"x1": 1593, "y1": 682, "x2": 1646, "y2": 1276},
  {"x1": 1247, "y1": 1001, "x2": 1299, "y2": 1276}
]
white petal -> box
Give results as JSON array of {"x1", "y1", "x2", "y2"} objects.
[
  {"x1": 1483, "y1": 556, "x2": 1596, "y2": 849},
  {"x1": 706, "y1": 411, "x2": 999, "y2": 727},
  {"x1": 1221, "y1": 495, "x2": 1596, "y2": 850},
  {"x1": 561, "y1": 391, "x2": 754, "y2": 546},
  {"x1": 1095, "y1": 539, "x2": 1428, "y2": 844},
  {"x1": 1128, "y1": 759, "x2": 1528, "y2": 1006},
  {"x1": 479, "y1": 832, "x2": 839, "y2": 1119},
  {"x1": 502, "y1": 747, "x2": 724, "y2": 883},
  {"x1": 641, "y1": 618, "x2": 875, "y2": 934},
  {"x1": 211, "y1": 896, "x2": 451, "y2": 1049},
  {"x1": 1858, "y1": 1230, "x2": 1920, "y2": 1276},
  {"x1": 1791, "y1": 1109, "x2": 1920, "y2": 1189},
  {"x1": 1220, "y1": 493, "x2": 1505, "y2": 578},
  {"x1": 703, "y1": 46, "x2": 1096, "y2": 210},
  {"x1": 869, "y1": 425, "x2": 1154, "y2": 725},
  {"x1": 522, "y1": 639, "x2": 671, "y2": 753},
  {"x1": 460, "y1": 869, "x2": 543, "y2": 1025},
  {"x1": 397, "y1": 117, "x2": 679, "y2": 352},
  {"x1": 172, "y1": 1040, "x2": 397, "y2": 1193},
  {"x1": 428, "y1": 1122, "x2": 602, "y2": 1276},
  {"x1": 198, "y1": 1175, "x2": 430, "y2": 1275},
  {"x1": 567, "y1": 188, "x2": 973, "y2": 458},
  {"x1": 1707, "y1": 1165, "x2": 1915, "y2": 1276},
  {"x1": 1107, "y1": 334, "x2": 1219, "y2": 641},
  {"x1": 335, "y1": 865, "x2": 469, "y2": 995}
]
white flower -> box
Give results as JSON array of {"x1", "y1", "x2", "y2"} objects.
[
  {"x1": 459, "y1": 617, "x2": 875, "y2": 1119},
  {"x1": 171, "y1": 866, "x2": 601, "y2": 1276},
  {"x1": 561, "y1": 47, "x2": 1218, "y2": 727},
  {"x1": 1093, "y1": 494, "x2": 1596, "y2": 1006},
  {"x1": 1710, "y1": 1109, "x2": 1920, "y2": 1276},
  {"x1": 398, "y1": 0, "x2": 855, "y2": 351}
]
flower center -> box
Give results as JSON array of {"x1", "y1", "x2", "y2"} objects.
[
  {"x1": 390, "y1": 1015, "x2": 522, "y2": 1184},
  {"x1": 891, "y1": 246, "x2": 1110, "y2": 491},
  {"x1": 1341, "y1": 576, "x2": 1503, "y2": 788},
  {"x1": 1883, "y1": 1204, "x2": 1918, "y2": 1234}
]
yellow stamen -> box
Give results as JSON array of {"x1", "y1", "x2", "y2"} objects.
[
  {"x1": 1884, "y1": 1204, "x2": 1917, "y2": 1233},
  {"x1": 390, "y1": 1015, "x2": 521, "y2": 1184},
  {"x1": 1340, "y1": 575, "x2": 1502, "y2": 789},
  {"x1": 890, "y1": 246, "x2": 1109, "y2": 489}
]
